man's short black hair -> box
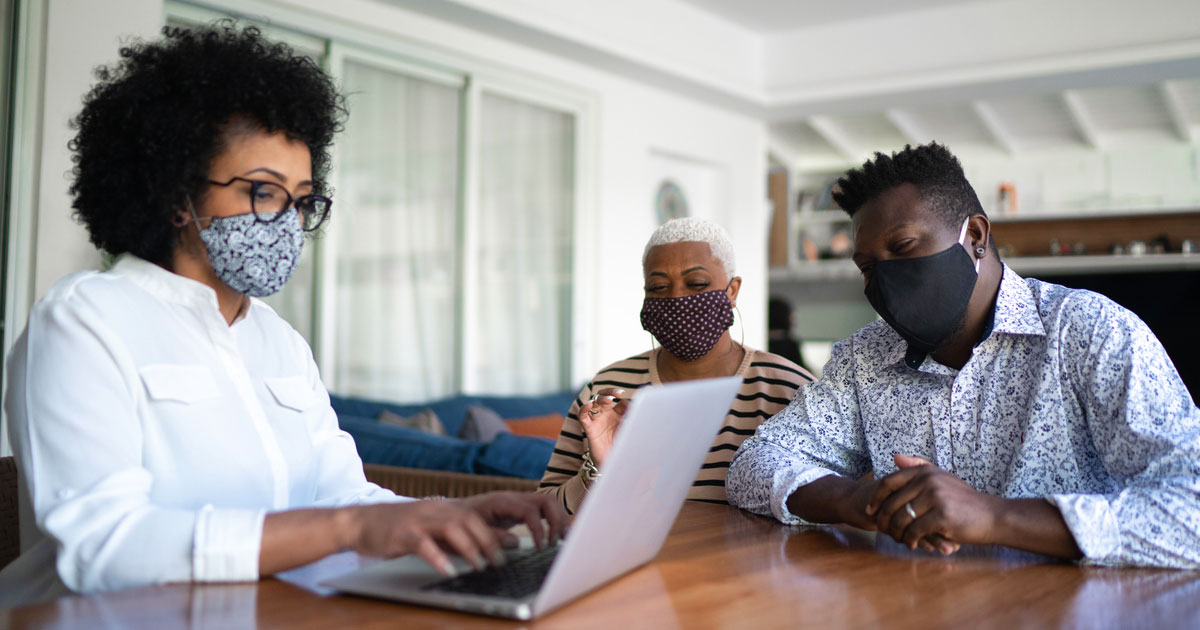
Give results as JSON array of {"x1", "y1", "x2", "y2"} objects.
[
  {"x1": 70, "y1": 20, "x2": 346, "y2": 264},
  {"x1": 831, "y1": 142, "x2": 985, "y2": 229}
]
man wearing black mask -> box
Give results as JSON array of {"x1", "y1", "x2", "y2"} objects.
[{"x1": 727, "y1": 142, "x2": 1200, "y2": 567}]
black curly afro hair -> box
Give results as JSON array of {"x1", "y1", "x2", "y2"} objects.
[
  {"x1": 69, "y1": 20, "x2": 346, "y2": 264},
  {"x1": 831, "y1": 142, "x2": 985, "y2": 230}
]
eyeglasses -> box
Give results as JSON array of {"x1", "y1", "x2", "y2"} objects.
[{"x1": 207, "y1": 176, "x2": 332, "y2": 232}]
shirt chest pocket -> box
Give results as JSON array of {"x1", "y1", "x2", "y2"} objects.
[
  {"x1": 264, "y1": 376, "x2": 317, "y2": 412},
  {"x1": 139, "y1": 364, "x2": 219, "y2": 404}
]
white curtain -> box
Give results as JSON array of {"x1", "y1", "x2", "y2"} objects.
[
  {"x1": 260, "y1": 243, "x2": 316, "y2": 346},
  {"x1": 469, "y1": 93, "x2": 575, "y2": 394},
  {"x1": 333, "y1": 60, "x2": 462, "y2": 402}
]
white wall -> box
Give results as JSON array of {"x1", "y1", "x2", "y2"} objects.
[
  {"x1": 963, "y1": 145, "x2": 1200, "y2": 216},
  {"x1": 11, "y1": 0, "x2": 770, "y2": 397},
  {"x1": 436, "y1": 0, "x2": 764, "y2": 102},
  {"x1": 2, "y1": 0, "x2": 160, "y2": 456},
  {"x1": 29, "y1": 0, "x2": 162, "y2": 298}
]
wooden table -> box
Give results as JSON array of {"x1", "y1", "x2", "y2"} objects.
[{"x1": 4, "y1": 502, "x2": 1198, "y2": 629}]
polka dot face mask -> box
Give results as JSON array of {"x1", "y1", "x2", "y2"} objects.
[{"x1": 640, "y1": 286, "x2": 735, "y2": 361}]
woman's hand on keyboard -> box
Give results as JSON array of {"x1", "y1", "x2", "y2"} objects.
[
  {"x1": 343, "y1": 500, "x2": 510, "y2": 577},
  {"x1": 462, "y1": 491, "x2": 569, "y2": 551}
]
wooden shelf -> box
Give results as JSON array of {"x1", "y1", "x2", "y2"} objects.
[
  {"x1": 774, "y1": 208, "x2": 1200, "y2": 284},
  {"x1": 989, "y1": 210, "x2": 1200, "y2": 258},
  {"x1": 769, "y1": 259, "x2": 859, "y2": 283},
  {"x1": 990, "y1": 205, "x2": 1200, "y2": 223},
  {"x1": 1005, "y1": 253, "x2": 1200, "y2": 276}
]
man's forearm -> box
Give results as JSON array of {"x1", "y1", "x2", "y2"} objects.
[
  {"x1": 989, "y1": 498, "x2": 1082, "y2": 560},
  {"x1": 786, "y1": 474, "x2": 863, "y2": 525}
]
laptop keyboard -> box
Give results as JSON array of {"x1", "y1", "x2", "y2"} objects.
[{"x1": 420, "y1": 545, "x2": 559, "y2": 599}]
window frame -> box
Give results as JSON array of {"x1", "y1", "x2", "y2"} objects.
[
  {"x1": 166, "y1": 0, "x2": 599, "y2": 396},
  {"x1": 2, "y1": 0, "x2": 44, "y2": 457}
]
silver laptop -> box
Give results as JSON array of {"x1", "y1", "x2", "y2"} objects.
[{"x1": 323, "y1": 376, "x2": 742, "y2": 620}]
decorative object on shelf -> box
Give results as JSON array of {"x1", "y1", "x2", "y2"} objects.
[
  {"x1": 1049, "y1": 238, "x2": 1069, "y2": 256},
  {"x1": 812, "y1": 178, "x2": 838, "y2": 212},
  {"x1": 1129, "y1": 240, "x2": 1147, "y2": 256},
  {"x1": 654, "y1": 179, "x2": 689, "y2": 225},
  {"x1": 801, "y1": 235, "x2": 819, "y2": 262},
  {"x1": 828, "y1": 230, "x2": 853, "y2": 258},
  {"x1": 997, "y1": 182, "x2": 1018, "y2": 215},
  {"x1": 1149, "y1": 235, "x2": 1170, "y2": 255},
  {"x1": 1183, "y1": 239, "x2": 1196, "y2": 255}
]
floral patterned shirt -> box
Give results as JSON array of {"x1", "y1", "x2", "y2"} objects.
[{"x1": 727, "y1": 265, "x2": 1200, "y2": 568}]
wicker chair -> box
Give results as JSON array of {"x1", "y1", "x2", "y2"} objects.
[
  {"x1": 363, "y1": 464, "x2": 537, "y2": 499},
  {"x1": 1, "y1": 456, "x2": 18, "y2": 571}
]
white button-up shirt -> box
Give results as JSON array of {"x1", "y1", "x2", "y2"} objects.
[
  {"x1": 1, "y1": 255, "x2": 404, "y2": 605},
  {"x1": 727, "y1": 265, "x2": 1200, "y2": 568}
]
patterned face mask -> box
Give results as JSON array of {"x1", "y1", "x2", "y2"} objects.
[
  {"x1": 640, "y1": 286, "x2": 735, "y2": 361},
  {"x1": 188, "y1": 204, "x2": 304, "y2": 297}
]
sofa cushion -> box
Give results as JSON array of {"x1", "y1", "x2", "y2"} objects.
[
  {"x1": 330, "y1": 394, "x2": 478, "y2": 437},
  {"x1": 474, "y1": 433, "x2": 555, "y2": 480},
  {"x1": 472, "y1": 393, "x2": 576, "y2": 420},
  {"x1": 459, "y1": 405, "x2": 509, "y2": 442},
  {"x1": 378, "y1": 408, "x2": 446, "y2": 435},
  {"x1": 337, "y1": 414, "x2": 479, "y2": 473},
  {"x1": 504, "y1": 413, "x2": 565, "y2": 441}
]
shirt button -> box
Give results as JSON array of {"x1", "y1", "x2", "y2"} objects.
[{"x1": 956, "y1": 444, "x2": 971, "y2": 458}]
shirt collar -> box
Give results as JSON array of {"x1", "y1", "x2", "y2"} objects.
[
  {"x1": 882, "y1": 262, "x2": 1045, "y2": 369},
  {"x1": 989, "y1": 263, "x2": 1046, "y2": 338},
  {"x1": 109, "y1": 254, "x2": 250, "y2": 325}
]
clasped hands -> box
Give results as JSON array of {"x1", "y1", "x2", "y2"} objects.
[{"x1": 849, "y1": 454, "x2": 1005, "y2": 556}]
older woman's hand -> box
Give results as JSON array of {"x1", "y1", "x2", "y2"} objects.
[{"x1": 579, "y1": 388, "x2": 629, "y2": 467}]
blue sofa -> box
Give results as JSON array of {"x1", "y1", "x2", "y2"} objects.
[{"x1": 331, "y1": 391, "x2": 576, "y2": 480}]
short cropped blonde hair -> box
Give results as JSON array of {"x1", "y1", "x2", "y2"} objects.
[{"x1": 642, "y1": 217, "x2": 736, "y2": 276}]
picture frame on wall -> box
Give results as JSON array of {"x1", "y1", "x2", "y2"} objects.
[{"x1": 648, "y1": 150, "x2": 724, "y2": 226}]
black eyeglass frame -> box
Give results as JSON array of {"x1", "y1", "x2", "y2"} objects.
[{"x1": 206, "y1": 176, "x2": 332, "y2": 232}]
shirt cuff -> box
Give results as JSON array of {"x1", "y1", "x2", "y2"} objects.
[
  {"x1": 192, "y1": 505, "x2": 267, "y2": 582},
  {"x1": 772, "y1": 466, "x2": 837, "y2": 526},
  {"x1": 1048, "y1": 493, "x2": 1121, "y2": 563}
]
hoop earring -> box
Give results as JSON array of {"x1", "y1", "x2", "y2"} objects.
[{"x1": 734, "y1": 304, "x2": 745, "y2": 348}]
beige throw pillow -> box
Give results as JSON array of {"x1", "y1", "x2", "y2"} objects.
[{"x1": 377, "y1": 408, "x2": 446, "y2": 436}]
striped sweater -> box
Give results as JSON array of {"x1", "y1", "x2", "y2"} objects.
[{"x1": 536, "y1": 347, "x2": 814, "y2": 514}]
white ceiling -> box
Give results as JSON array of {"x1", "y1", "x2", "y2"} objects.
[
  {"x1": 400, "y1": 1, "x2": 1200, "y2": 170},
  {"x1": 678, "y1": 0, "x2": 997, "y2": 32},
  {"x1": 771, "y1": 78, "x2": 1200, "y2": 171},
  {"x1": 674, "y1": 1, "x2": 1200, "y2": 169}
]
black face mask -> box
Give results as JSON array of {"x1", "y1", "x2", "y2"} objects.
[{"x1": 864, "y1": 219, "x2": 979, "y2": 357}]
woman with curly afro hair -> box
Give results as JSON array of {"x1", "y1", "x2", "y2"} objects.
[{"x1": 0, "y1": 22, "x2": 565, "y2": 605}]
